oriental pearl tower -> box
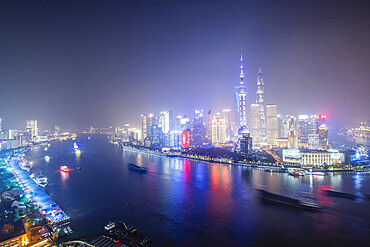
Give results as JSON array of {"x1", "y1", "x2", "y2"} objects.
[{"x1": 238, "y1": 54, "x2": 248, "y2": 135}]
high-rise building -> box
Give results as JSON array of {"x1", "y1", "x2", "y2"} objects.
[
  {"x1": 278, "y1": 115, "x2": 291, "y2": 138},
  {"x1": 193, "y1": 109, "x2": 205, "y2": 146},
  {"x1": 211, "y1": 113, "x2": 226, "y2": 144},
  {"x1": 0, "y1": 118, "x2": 2, "y2": 132},
  {"x1": 26, "y1": 120, "x2": 38, "y2": 141},
  {"x1": 256, "y1": 67, "x2": 266, "y2": 142},
  {"x1": 234, "y1": 54, "x2": 248, "y2": 134},
  {"x1": 240, "y1": 132, "x2": 252, "y2": 158},
  {"x1": 298, "y1": 115, "x2": 309, "y2": 143},
  {"x1": 159, "y1": 111, "x2": 172, "y2": 134},
  {"x1": 266, "y1": 104, "x2": 278, "y2": 145},
  {"x1": 317, "y1": 124, "x2": 328, "y2": 150},
  {"x1": 288, "y1": 127, "x2": 299, "y2": 148},
  {"x1": 308, "y1": 115, "x2": 318, "y2": 134},
  {"x1": 141, "y1": 114, "x2": 156, "y2": 139},
  {"x1": 308, "y1": 134, "x2": 319, "y2": 149},
  {"x1": 250, "y1": 104, "x2": 260, "y2": 143},
  {"x1": 317, "y1": 114, "x2": 327, "y2": 128}
]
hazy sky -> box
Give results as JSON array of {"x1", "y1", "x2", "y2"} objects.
[{"x1": 0, "y1": 0, "x2": 369, "y2": 130}]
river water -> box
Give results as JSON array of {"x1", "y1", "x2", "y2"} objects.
[{"x1": 26, "y1": 134, "x2": 370, "y2": 246}]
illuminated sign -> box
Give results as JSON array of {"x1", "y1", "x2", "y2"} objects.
[
  {"x1": 320, "y1": 114, "x2": 327, "y2": 119},
  {"x1": 182, "y1": 130, "x2": 191, "y2": 148}
]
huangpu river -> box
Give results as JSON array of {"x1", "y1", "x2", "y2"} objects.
[{"x1": 26, "y1": 135, "x2": 370, "y2": 246}]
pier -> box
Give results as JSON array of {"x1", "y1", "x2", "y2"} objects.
[{"x1": 7, "y1": 154, "x2": 70, "y2": 224}]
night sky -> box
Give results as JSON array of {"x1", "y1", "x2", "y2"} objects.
[{"x1": 0, "y1": 0, "x2": 369, "y2": 130}]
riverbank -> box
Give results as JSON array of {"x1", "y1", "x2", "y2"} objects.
[{"x1": 120, "y1": 144, "x2": 369, "y2": 174}]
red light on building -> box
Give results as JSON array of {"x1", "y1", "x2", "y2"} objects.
[
  {"x1": 320, "y1": 114, "x2": 327, "y2": 119},
  {"x1": 182, "y1": 129, "x2": 191, "y2": 148}
]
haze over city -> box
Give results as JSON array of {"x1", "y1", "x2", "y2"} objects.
[{"x1": 0, "y1": 0, "x2": 369, "y2": 130}]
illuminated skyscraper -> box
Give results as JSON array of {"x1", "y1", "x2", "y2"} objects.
[
  {"x1": 141, "y1": 114, "x2": 156, "y2": 139},
  {"x1": 298, "y1": 115, "x2": 309, "y2": 143},
  {"x1": 235, "y1": 54, "x2": 247, "y2": 134},
  {"x1": 288, "y1": 127, "x2": 299, "y2": 148},
  {"x1": 250, "y1": 104, "x2": 260, "y2": 143},
  {"x1": 159, "y1": 111, "x2": 172, "y2": 134},
  {"x1": 256, "y1": 67, "x2": 266, "y2": 141},
  {"x1": 193, "y1": 109, "x2": 205, "y2": 146},
  {"x1": 317, "y1": 124, "x2": 329, "y2": 150},
  {"x1": 211, "y1": 113, "x2": 226, "y2": 144},
  {"x1": 26, "y1": 120, "x2": 38, "y2": 141},
  {"x1": 266, "y1": 104, "x2": 278, "y2": 144}
]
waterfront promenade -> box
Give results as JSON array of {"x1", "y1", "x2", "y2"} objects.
[{"x1": 7, "y1": 154, "x2": 70, "y2": 224}]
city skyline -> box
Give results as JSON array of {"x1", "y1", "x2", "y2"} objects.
[{"x1": 1, "y1": 0, "x2": 369, "y2": 129}]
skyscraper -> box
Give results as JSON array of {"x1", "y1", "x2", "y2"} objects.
[
  {"x1": 159, "y1": 111, "x2": 172, "y2": 134},
  {"x1": 256, "y1": 67, "x2": 266, "y2": 141},
  {"x1": 288, "y1": 127, "x2": 299, "y2": 148},
  {"x1": 141, "y1": 114, "x2": 156, "y2": 140},
  {"x1": 26, "y1": 120, "x2": 38, "y2": 141},
  {"x1": 298, "y1": 115, "x2": 309, "y2": 143},
  {"x1": 266, "y1": 104, "x2": 278, "y2": 145},
  {"x1": 250, "y1": 104, "x2": 260, "y2": 143},
  {"x1": 193, "y1": 109, "x2": 205, "y2": 146},
  {"x1": 317, "y1": 124, "x2": 329, "y2": 150},
  {"x1": 240, "y1": 132, "x2": 252, "y2": 158},
  {"x1": 211, "y1": 113, "x2": 226, "y2": 144}
]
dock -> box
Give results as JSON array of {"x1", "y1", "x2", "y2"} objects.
[{"x1": 7, "y1": 154, "x2": 70, "y2": 224}]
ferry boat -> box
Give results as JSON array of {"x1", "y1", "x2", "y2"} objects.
[
  {"x1": 33, "y1": 175, "x2": 48, "y2": 188},
  {"x1": 256, "y1": 189, "x2": 321, "y2": 211},
  {"x1": 289, "y1": 169, "x2": 305, "y2": 177},
  {"x1": 44, "y1": 147, "x2": 48, "y2": 151},
  {"x1": 305, "y1": 169, "x2": 326, "y2": 176},
  {"x1": 128, "y1": 163, "x2": 148, "y2": 173},
  {"x1": 60, "y1": 166, "x2": 69, "y2": 172},
  {"x1": 45, "y1": 155, "x2": 50, "y2": 161},
  {"x1": 73, "y1": 143, "x2": 79, "y2": 150}
]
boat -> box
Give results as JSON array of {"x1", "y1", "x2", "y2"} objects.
[
  {"x1": 60, "y1": 166, "x2": 69, "y2": 172},
  {"x1": 73, "y1": 143, "x2": 79, "y2": 150},
  {"x1": 128, "y1": 163, "x2": 148, "y2": 173},
  {"x1": 33, "y1": 175, "x2": 48, "y2": 188},
  {"x1": 104, "y1": 221, "x2": 152, "y2": 247},
  {"x1": 19, "y1": 160, "x2": 31, "y2": 173},
  {"x1": 105, "y1": 222, "x2": 116, "y2": 231},
  {"x1": 289, "y1": 169, "x2": 305, "y2": 177},
  {"x1": 306, "y1": 169, "x2": 326, "y2": 176},
  {"x1": 45, "y1": 155, "x2": 50, "y2": 161},
  {"x1": 75, "y1": 166, "x2": 81, "y2": 170},
  {"x1": 256, "y1": 189, "x2": 321, "y2": 211},
  {"x1": 75, "y1": 149, "x2": 81, "y2": 155},
  {"x1": 44, "y1": 147, "x2": 48, "y2": 151}
]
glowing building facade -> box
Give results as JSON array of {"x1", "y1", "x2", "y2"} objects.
[
  {"x1": 236, "y1": 54, "x2": 248, "y2": 134},
  {"x1": 256, "y1": 67, "x2": 266, "y2": 141}
]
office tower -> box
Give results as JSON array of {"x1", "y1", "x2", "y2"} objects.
[
  {"x1": 308, "y1": 115, "x2": 318, "y2": 134},
  {"x1": 288, "y1": 127, "x2": 299, "y2": 148},
  {"x1": 150, "y1": 124, "x2": 162, "y2": 147},
  {"x1": 298, "y1": 115, "x2": 309, "y2": 143},
  {"x1": 317, "y1": 124, "x2": 328, "y2": 150},
  {"x1": 26, "y1": 120, "x2": 38, "y2": 141},
  {"x1": 234, "y1": 54, "x2": 248, "y2": 134},
  {"x1": 266, "y1": 104, "x2": 278, "y2": 144},
  {"x1": 240, "y1": 132, "x2": 252, "y2": 158},
  {"x1": 278, "y1": 115, "x2": 291, "y2": 138},
  {"x1": 159, "y1": 111, "x2": 172, "y2": 134},
  {"x1": 308, "y1": 134, "x2": 319, "y2": 149},
  {"x1": 211, "y1": 113, "x2": 226, "y2": 144},
  {"x1": 256, "y1": 67, "x2": 266, "y2": 141},
  {"x1": 169, "y1": 130, "x2": 182, "y2": 148},
  {"x1": 0, "y1": 118, "x2": 2, "y2": 132},
  {"x1": 193, "y1": 109, "x2": 205, "y2": 146},
  {"x1": 250, "y1": 104, "x2": 260, "y2": 143},
  {"x1": 141, "y1": 114, "x2": 156, "y2": 139},
  {"x1": 222, "y1": 109, "x2": 232, "y2": 142}
]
